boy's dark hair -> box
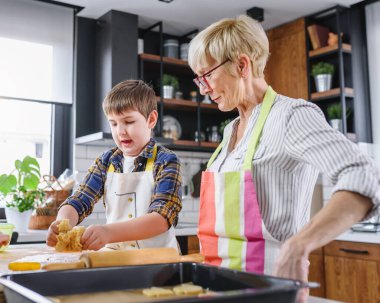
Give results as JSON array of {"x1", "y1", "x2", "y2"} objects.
[{"x1": 103, "y1": 80, "x2": 157, "y2": 119}]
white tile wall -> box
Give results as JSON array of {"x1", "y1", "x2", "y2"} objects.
[{"x1": 73, "y1": 144, "x2": 212, "y2": 226}]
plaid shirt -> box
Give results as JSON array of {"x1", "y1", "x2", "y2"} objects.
[{"x1": 61, "y1": 138, "x2": 182, "y2": 226}]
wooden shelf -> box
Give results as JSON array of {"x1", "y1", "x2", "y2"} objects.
[
  {"x1": 157, "y1": 97, "x2": 198, "y2": 111},
  {"x1": 309, "y1": 43, "x2": 351, "y2": 58},
  {"x1": 173, "y1": 140, "x2": 199, "y2": 147},
  {"x1": 200, "y1": 141, "x2": 219, "y2": 148},
  {"x1": 200, "y1": 103, "x2": 218, "y2": 110},
  {"x1": 311, "y1": 87, "x2": 354, "y2": 101},
  {"x1": 139, "y1": 53, "x2": 188, "y2": 66}
]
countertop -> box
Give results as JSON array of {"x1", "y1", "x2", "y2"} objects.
[
  {"x1": 16, "y1": 227, "x2": 380, "y2": 245},
  {"x1": 15, "y1": 223, "x2": 197, "y2": 244},
  {"x1": 335, "y1": 229, "x2": 380, "y2": 244},
  {"x1": 0, "y1": 244, "x2": 339, "y2": 303}
]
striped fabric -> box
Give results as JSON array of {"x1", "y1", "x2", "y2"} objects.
[{"x1": 209, "y1": 94, "x2": 380, "y2": 242}]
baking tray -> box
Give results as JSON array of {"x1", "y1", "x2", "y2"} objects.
[{"x1": 0, "y1": 262, "x2": 305, "y2": 303}]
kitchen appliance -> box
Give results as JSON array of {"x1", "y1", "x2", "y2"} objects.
[{"x1": 0, "y1": 262, "x2": 309, "y2": 303}]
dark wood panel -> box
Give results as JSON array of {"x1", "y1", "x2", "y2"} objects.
[{"x1": 265, "y1": 18, "x2": 308, "y2": 100}]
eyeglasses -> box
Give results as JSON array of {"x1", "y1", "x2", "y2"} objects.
[{"x1": 193, "y1": 59, "x2": 229, "y2": 89}]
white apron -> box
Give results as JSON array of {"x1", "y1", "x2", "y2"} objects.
[{"x1": 103, "y1": 145, "x2": 178, "y2": 251}]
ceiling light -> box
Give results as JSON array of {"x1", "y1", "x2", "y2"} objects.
[{"x1": 158, "y1": 0, "x2": 174, "y2": 3}]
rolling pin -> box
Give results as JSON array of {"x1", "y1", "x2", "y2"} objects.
[{"x1": 41, "y1": 248, "x2": 204, "y2": 271}]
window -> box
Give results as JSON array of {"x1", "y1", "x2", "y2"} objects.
[{"x1": 0, "y1": 98, "x2": 52, "y2": 175}]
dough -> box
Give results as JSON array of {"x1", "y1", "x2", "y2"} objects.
[
  {"x1": 55, "y1": 219, "x2": 86, "y2": 252},
  {"x1": 142, "y1": 287, "x2": 174, "y2": 297},
  {"x1": 172, "y1": 284, "x2": 203, "y2": 295}
]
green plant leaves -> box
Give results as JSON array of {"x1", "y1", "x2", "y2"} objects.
[
  {"x1": 0, "y1": 174, "x2": 17, "y2": 195},
  {"x1": 18, "y1": 156, "x2": 41, "y2": 190},
  {"x1": 1, "y1": 155, "x2": 44, "y2": 211},
  {"x1": 311, "y1": 62, "x2": 335, "y2": 77}
]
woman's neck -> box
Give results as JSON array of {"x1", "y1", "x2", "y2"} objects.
[{"x1": 237, "y1": 78, "x2": 268, "y2": 122}]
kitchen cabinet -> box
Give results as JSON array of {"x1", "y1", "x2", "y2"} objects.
[
  {"x1": 265, "y1": 18, "x2": 308, "y2": 100},
  {"x1": 176, "y1": 235, "x2": 200, "y2": 255},
  {"x1": 309, "y1": 247, "x2": 325, "y2": 298},
  {"x1": 324, "y1": 240, "x2": 380, "y2": 303},
  {"x1": 309, "y1": 240, "x2": 380, "y2": 303},
  {"x1": 139, "y1": 23, "x2": 236, "y2": 152}
]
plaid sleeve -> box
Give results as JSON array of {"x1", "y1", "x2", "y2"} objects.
[
  {"x1": 148, "y1": 149, "x2": 182, "y2": 227},
  {"x1": 59, "y1": 153, "x2": 109, "y2": 224}
]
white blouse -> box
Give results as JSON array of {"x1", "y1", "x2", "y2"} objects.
[{"x1": 209, "y1": 94, "x2": 380, "y2": 242}]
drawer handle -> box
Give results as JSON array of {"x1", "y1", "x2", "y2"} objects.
[{"x1": 339, "y1": 248, "x2": 369, "y2": 255}]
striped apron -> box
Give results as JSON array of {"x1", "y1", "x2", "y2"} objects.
[{"x1": 198, "y1": 86, "x2": 280, "y2": 274}]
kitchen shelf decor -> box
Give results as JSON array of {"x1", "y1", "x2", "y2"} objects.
[
  {"x1": 306, "y1": 5, "x2": 355, "y2": 139},
  {"x1": 139, "y1": 21, "x2": 236, "y2": 152}
]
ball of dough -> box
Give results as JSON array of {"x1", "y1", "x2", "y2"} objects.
[{"x1": 55, "y1": 219, "x2": 86, "y2": 252}]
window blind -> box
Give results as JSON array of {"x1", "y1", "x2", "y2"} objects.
[{"x1": 0, "y1": 0, "x2": 75, "y2": 104}]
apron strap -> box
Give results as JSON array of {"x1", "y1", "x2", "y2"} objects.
[
  {"x1": 206, "y1": 86, "x2": 277, "y2": 170},
  {"x1": 145, "y1": 144, "x2": 157, "y2": 172},
  {"x1": 107, "y1": 144, "x2": 158, "y2": 173},
  {"x1": 207, "y1": 137, "x2": 227, "y2": 169},
  {"x1": 243, "y1": 86, "x2": 276, "y2": 170}
]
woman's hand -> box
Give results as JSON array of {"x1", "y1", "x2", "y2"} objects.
[
  {"x1": 81, "y1": 224, "x2": 111, "y2": 251},
  {"x1": 0, "y1": 233, "x2": 10, "y2": 246},
  {"x1": 274, "y1": 236, "x2": 310, "y2": 303}
]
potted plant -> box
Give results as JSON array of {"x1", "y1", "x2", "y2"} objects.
[
  {"x1": 311, "y1": 62, "x2": 334, "y2": 92},
  {"x1": 326, "y1": 103, "x2": 352, "y2": 132},
  {"x1": 0, "y1": 156, "x2": 45, "y2": 232},
  {"x1": 162, "y1": 74, "x2": 179, "y2": 99}
]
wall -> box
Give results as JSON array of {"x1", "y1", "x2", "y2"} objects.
[
  {"x1": 366, "y1": 2, "x2": 380, "y2": 167},
  {"x1": 73, "y1": 144, "x2": 211, "y2": 226}
]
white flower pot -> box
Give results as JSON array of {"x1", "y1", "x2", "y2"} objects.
[
  {"x1": 163, "y1": 85, "x2": 174, "y2": 99},
  {"x1": 314, "y1": 74, "x2": 332, "y2": 92},
  {"x1": 5, "y1": 207, "x2": 33, "y2": 233},
  {"x1": 329, "y1": 119, "x2": 343, "y2": 132}
]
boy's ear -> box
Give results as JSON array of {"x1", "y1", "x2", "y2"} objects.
[{"x1": 147, "y1": 110, "x2": 158, "y2": 129}]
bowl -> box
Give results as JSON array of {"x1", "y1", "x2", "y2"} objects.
[{"x1": 0, "y1": 223, "x2": 14, "y2": 252}]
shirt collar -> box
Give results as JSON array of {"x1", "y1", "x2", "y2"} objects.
[{"x1": 140, "y1": 137, "x2": 156, "y2": 159}]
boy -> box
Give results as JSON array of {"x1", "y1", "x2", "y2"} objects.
[{"x1": 47, "y1": 80, "x2": 182, "y2": 251}]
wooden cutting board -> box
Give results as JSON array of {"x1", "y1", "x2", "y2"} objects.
[
  {"x1": 6, "y1": 247, "x2": 204, "y2": 272},
  {"x1": 43, "y1": 248, "x2": 204, "y2": 270}
]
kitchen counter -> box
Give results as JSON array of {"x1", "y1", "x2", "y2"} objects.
[
  {"x1": 336, "y1": 229, "x2": 380, "y2": 244},
  {"x1": 0, "y1": 244, "x2": 339, "y2": 302},
  {"x1": 15, "y1": 224, "x2": 197, "y2": 244}
]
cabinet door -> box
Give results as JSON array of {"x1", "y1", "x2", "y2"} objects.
[
  {"x1": 324, "y1": 240, "x2": 380, "y2": 303},
  {"x1": 187, "y1": 235, "x2": 200, "y2": 254},
  {"x1": 265, "y1": 18, "x2": 308, "y2": 100},
  {"x1": 325, "y1": 256, "x2": 380, "y2": 303},
  {"x1": 309, "y1": 247, "x2": 325, "y2": 298}
]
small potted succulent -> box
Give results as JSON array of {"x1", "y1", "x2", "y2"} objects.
[
  {"x1": 162, "y1": 74, "x2": 179, "y2": 99},
  {"x1": 311, "y1": 62, "x2": 334, "y2": 92},
  {"x1": 0, "y1": 156, "x2": 45, "y2": 232},
  {"x1": 326, "y1": 103, "x2": 352, "y2": 132}
]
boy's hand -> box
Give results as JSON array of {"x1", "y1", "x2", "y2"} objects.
[
  {"x1": 81, "y1": 224, "x2": 111, "y2": 251},
  {"x1": 46, "y1": 220, "x2": 61, "y2": 247}
]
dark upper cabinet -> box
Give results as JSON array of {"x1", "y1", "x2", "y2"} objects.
[{"x1": 75, "y1": 11, "x2": 138, "y2": 139}]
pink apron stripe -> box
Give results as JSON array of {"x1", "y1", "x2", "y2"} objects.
[
  {"x1": 198, "y1": 171, "x2": 222, "y2": 266},
  {"x1": 244, "y1": 171, "x2": 265, "y2": 273}
]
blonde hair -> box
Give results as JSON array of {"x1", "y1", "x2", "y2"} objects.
[
  {"x1": 188, "y1": 15, "x2": 269, "y2": 78},
  {"x1": 103, "y1": 80, "x2": 157, "y2": 119}
]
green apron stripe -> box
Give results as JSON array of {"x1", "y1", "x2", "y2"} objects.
[
  {"x1": 243, "y1": 86, "x2": 277, "y2": 170},
  {"x1": 224, "y1": 171, "x2": 243, "y2": 269}
]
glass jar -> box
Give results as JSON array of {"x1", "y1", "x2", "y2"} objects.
[{"x1": 210, "y1": 126, "x2": 221, "y2": 142}]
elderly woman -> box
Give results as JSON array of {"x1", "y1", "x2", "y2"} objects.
[{"x1": 188, "y1": 15, "x2": 380, "y2": 284}]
